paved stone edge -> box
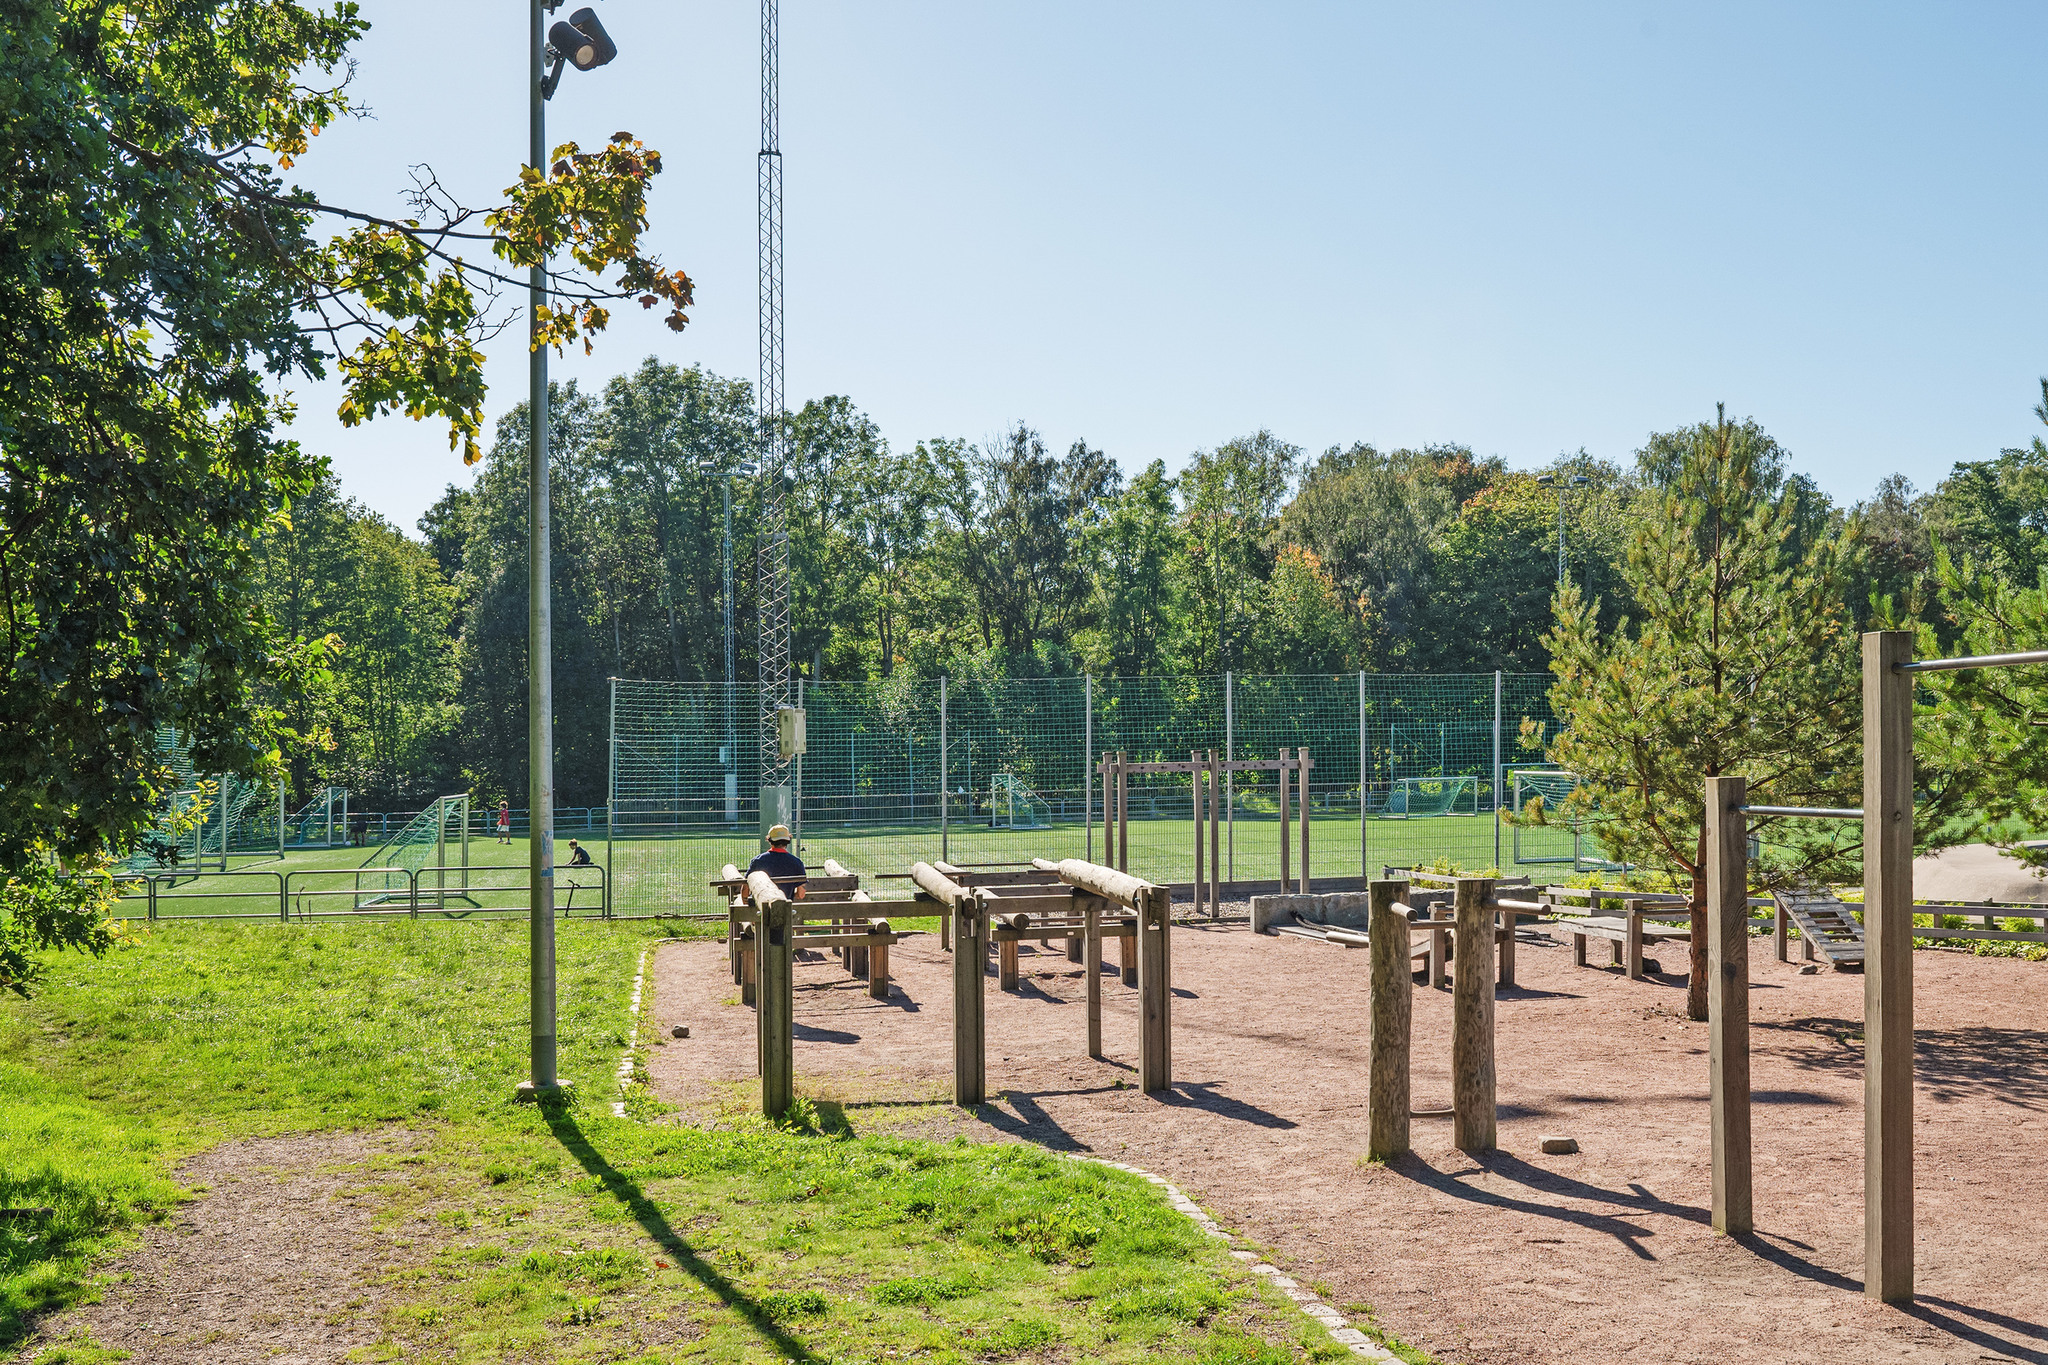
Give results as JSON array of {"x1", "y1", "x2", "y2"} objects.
[
  {"x1": 613, "y1": 938, "x2": 687, "y2": 1117},
  {"x1": 1068, "y1": 1155, "x2": 1402, "y2": 1362}
]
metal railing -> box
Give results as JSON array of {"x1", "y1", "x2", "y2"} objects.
[{"x1": 112, "y1": 863, "x2": 616, "y2": 922}]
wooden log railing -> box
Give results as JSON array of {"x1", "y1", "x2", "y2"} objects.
[{"x1": 1046, "y1": 857, "x2": 1172, "y2": 1091}]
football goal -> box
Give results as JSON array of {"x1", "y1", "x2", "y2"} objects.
[
  {"x1": 356, "y1": 794, "x2": 471, "y2": 908},
  {"x1": 1385, "y1": 775, "x2": 1479, "y2": 818},
  {"x1": 989, "y1": 772, "x2": 1052, "y2": 829},
  {"x1": 1510, "y1": 768, "x2": 1627, "y2": 872}
]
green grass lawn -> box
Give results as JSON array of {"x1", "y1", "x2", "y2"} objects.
[
  {"x1": 142, "y1": 810, "x2": 1567, "y2": 922},
  {"x1": 1, "y1": 919, "x2": 1403, "y2": 1363},
  {"x1": 609, "y1": 809, "x2": 1564, "y2": 915}
]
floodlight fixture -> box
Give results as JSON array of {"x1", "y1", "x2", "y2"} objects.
[{"x1": 543, "y1": 7, "x2": 618, "y2": 98}]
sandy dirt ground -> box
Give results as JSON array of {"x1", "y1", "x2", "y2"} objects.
[
  {"x1": 15, "y1": 1131, "x2": 418, "y2": 1365},
  {"x1": 648, "y1": 918, "x2": 2048, "y2": 1365}
]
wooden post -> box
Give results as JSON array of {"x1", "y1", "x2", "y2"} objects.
[
  {"x1": 1774, "y1": 897, "x2": 1788, "y2": 962},
  {"x1": 1626, "y1": 903, "x2": 1645, "y2": 980},
  {"x1": 867, "y1": 918, "x2": 891, "y2": 1001},
  {"x1": 1429, "y1": 920, "x2": 1448, "y2": 990},
  {"x1": 1705, "y1": 774, "x2": 1752, "y2": 1235},
  {"x1": 1115, "y1": 751, "x2": 1129, "y2": 874},
  {"x1": 1278, "y1": 747, "x2": 1292, "y2": 890},
  {"x1": 1119, "y1": 922, "x2": 1136, "y2": 986},
  {"x1": 1100, "y1": 751, "x2": 1112, "y2": 882},
  {"x1": 1191, "y1": 750, "x2": 1205, "y2": 919},
  {"x1": 1298, "y1": 745, "x2": 1312, "y2": 893},
  {"x1": 998, "y1": 933, "x2": 1020, "y2": 991},
  {"x1": 1084, "y1": 900, "x2": 1102, "y2": 1056},
  {"x1": 759, "y1": 898, "x2": 794, "y2": 1119},
  {"x1": 1196, "y1": 753, "x2": 1212, "y2": 925},
  {"x1": 1864, "y1": 630, "x2": 1915, "y2": 1302},
  {"x1": 1451, "y1": 876, "x2": 1497, "y2": 1152},
  {"x1": 740, "y1": 927, "x2": 757, "y2": 1007},
  {"x1": 1497, "y1": 896, "x2": 1517, "y2": 988},
  {"x1": 953, "y1": 889, "x2": 986, "y2": 1107},
  {"x1": 1137, "y1": 885, "x2": 1172, "y2": 1091},
  {"x1": 1367, "y1": 878, "x2": 1413, "y2": 1161}
]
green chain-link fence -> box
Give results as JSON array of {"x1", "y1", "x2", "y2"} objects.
[{"x1": 606, "y1": 672, "x2": 1563, "y2": 912}]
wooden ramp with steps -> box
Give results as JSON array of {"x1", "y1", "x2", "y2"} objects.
[{"x1": 1773, "y1": 888, "x2": 1867, "y2": 967}]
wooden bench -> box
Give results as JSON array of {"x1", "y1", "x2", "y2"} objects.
[{"x1": 1552, "y1": 902, "x2": 1691, "y2": 979}]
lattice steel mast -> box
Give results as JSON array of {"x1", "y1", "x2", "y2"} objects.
[{"x1": 756, "y1": 0, "x2": 792, "y2": 791}]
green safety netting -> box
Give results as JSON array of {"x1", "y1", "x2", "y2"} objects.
[{"x1": 606, "y1": 672, "x2": 1563, "y2": 913}]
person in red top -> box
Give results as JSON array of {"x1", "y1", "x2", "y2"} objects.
[{"x1": 496, "y1": 799, "x2": 511, "y2": 845}]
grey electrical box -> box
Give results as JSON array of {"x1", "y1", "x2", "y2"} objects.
[{"x1": 776, "y1": 707, "x2": 807, "y2": 759}]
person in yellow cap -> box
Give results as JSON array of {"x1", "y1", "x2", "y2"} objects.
[{"x1": 748, "y1": 823, "x2": 807, "y2": 898}]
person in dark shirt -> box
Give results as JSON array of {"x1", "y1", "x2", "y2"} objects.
[
  {"x1": 747, "y1": 823, "x2": 807, "y2": 898},
  {"x1": 565, "y1": 839, "x2": 593, "y2": 867}
]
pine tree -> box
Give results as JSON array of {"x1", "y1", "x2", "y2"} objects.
[{"x1": 1541, "y1": 407, "x2": 1861, "y2": 1020}]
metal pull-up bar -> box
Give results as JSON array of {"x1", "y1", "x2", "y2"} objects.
[
  {"x1": 1737, "y1": 804, "x2": 1863, "y2": 819},
  {"x1": 1897, "y1": 648, "x2": 2048, "y2": 673}
]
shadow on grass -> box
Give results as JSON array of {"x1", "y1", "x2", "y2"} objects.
[{"x1": 540, "y1": 1103, "x2": 822, "y2": 1363}]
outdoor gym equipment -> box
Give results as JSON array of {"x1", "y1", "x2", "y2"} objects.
[{"x1": 1703, "y1": 629, "x2": 2048, "y2": 1305}]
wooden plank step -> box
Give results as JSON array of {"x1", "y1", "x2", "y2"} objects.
[{"x1": 1773, "y1": 889, "x2": 1867, "y2": 964}]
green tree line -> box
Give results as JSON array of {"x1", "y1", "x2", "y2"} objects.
[{"x1": 264, "y1": 358, "x2": 2048, "y2": 813}]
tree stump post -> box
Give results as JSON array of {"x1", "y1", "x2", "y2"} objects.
[
  {"x1": 1138, "y1": 884, "x2": 1172, "y2": 1091},
  {"x1": 953, "y1": 889, "x2": 987, "y2": 1107},
  {"x1": 1085, "y1": 900, "x2": 1102, "y2": 1057},
  {"x1": 1368, "y1": 877, "x2": 1413, "y2": 1161},
  {"x1": 759, "y1": 898, "x2": 794, "y2": 1119},
  {"x1": 1451, "y1": 875, "x2": 1497, "y2": 1152}
]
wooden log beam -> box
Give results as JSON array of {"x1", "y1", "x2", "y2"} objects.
[
  {"x1": 1451, "y1": 876, "x2": 1497, "y2": 1152},
  {"x1": 1706, "y1": 774, "x2": 1752, "y2": 1236},
  {"x1": 912, "y1": 861, "x2": 974, "y2": 911},
  {"x1": 1054, "y1": 858, "x2": 1154, "y2": 910},
  {"x1": 1368, "y1": 877, "x2": 1413, "y2": 1161}
]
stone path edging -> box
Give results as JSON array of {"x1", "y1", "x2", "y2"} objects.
[
  {"x1": 613, "y1": 939, "x2": 686, "y2": 1117},
  {"x1": 1071, "y1": 1156, "x2": 1402, "y2": 1362}
]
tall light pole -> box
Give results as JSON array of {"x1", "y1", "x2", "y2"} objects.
[
  {"x1": 1535, "y1": 472, "x2": 1591, "y2": 587},
  {"x1": 700, "y1": 459, "x2": 758, "y2": 826},
  {"x1": 523, "y1": 0, "x2": 619, "y2": 1100}
]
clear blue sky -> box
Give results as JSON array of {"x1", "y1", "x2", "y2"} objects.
[{"x1": 296, "y1": 2, "x2": 2048, "y2": 531}]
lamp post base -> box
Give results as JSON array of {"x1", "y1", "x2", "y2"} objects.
[{"x1": 513, "y1": 1079, "x2": 575, "y2": 1103}]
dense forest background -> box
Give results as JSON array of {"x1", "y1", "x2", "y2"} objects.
[{"x1": 266, "y1": 356, "x2": 2048, "y2": 810}]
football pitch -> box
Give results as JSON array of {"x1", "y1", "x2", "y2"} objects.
[{"x1": 118, "y1": 810, "x2": 1583, "y2": 919}]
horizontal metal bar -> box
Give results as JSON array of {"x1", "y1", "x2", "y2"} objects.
[
  {"x1": 1898, "y1": 649, "x2": 2048, "y2": 673},
  {"x1": 1739, "y1": 805, "x2": 1864, "y2": 819}
]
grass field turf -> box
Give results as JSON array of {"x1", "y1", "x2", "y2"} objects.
[
  {"x1": 2, "y1": 919, "x2": 1420, "y2": 1363},
  {"x1": 120, "y1": 810, "x2": 1573, "y2": 922}
]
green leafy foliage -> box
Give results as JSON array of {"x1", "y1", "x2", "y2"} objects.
[
  {"x1": 0, "y1": 2, "x2": 690, "y2": 988},
  {"x1": 1541, "y1": 407, "x2": 1862, "y2": 1018}
]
